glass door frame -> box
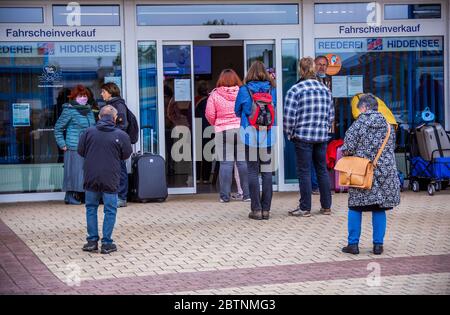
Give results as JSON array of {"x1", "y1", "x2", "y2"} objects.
[
  {"x1": 157, "y1": 40, "x2": 197, "y2": 195},
  {"x1": 154, "y1": 37, "x2": 301, "y2": 195},
  {"x1": 278, "y1": 38, "x2": 301, "y2": 192}
]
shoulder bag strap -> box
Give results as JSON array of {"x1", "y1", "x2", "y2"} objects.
[{"x1": 373, "y1": 123, "x2": 391, "y2": 167}]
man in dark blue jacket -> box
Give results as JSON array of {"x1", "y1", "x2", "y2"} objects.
[{"x1": 78, "y1": 105, "x2": 132, "y2": 254}]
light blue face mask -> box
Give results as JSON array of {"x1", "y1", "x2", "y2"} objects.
[{"x1": 317, "y1": 72, "x2": 326, "y2": 78}]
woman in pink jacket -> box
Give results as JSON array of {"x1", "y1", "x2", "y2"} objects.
[{"x1": 206, "y1": 69, "x2": 250, "y2": 203}]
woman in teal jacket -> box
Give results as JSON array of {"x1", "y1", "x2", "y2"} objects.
[
  {"x1": 54, "y1": 85, "x2": 96, "y2": 204},
  {"x1": 235, "y1": 61, "x2": 277, "y2": 220}
]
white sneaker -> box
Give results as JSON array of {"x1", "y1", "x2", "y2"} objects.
[{"x1": 231, "y1": 193, "x2": 243, "y2": 200}]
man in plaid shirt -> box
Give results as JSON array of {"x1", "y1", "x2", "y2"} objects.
[{"x1": 284, "y1": 57, "x2": 334, "y2": 217}]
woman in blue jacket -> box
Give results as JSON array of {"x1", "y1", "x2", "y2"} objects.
[
  {"x1": 54, "y1": 85, "x2": 96, "y2": 204},
  {"x1": 235, "y1": 61, "x2": 277, "y2": 220}
]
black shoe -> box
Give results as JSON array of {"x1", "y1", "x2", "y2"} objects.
[
  {"x1": 66, "y1": 192, "x2": 81, "y2": 205},
  {"x1": 82, "y1": 241, "x2": 98, "y2": 252},
  {"x1": 373, "y1": 244, "x2": 384, "y2": 255},
  {"x1": 101, "y1": 243, "x2": 117, "y2": 254},
  {"x1": 342, "y1": 244, "x2": 359, "y2": 255}
]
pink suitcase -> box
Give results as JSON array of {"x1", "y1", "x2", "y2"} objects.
[{"x1": 335, "y1": 146, "x2": 348, "y2": 193}]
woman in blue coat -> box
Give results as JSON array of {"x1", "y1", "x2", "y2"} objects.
[
  {"x1": 235, "y1": 61, "x2": 277, "y2": 220},
  {"x1": 54, "y1": 85, "x2": 96, "y2": 204}
]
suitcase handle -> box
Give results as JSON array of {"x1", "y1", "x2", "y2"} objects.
[
  {"x1": 431, "y1": 148, "x2": 450, "y2": 160},
  {"x1": 136, "y1": 126, "x2": 154, "y2": 155}
]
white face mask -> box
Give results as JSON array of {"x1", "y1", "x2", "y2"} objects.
[{"x1": 76, "y1": 96, "x2": 88, "y2": 105}]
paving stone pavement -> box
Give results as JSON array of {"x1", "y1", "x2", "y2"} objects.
[{"x1": 0, "y1": 191, "x2": 449, "y2": 294}]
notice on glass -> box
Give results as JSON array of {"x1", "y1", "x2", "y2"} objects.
[
  {"x1": 347, "y1": 75, "x2": 363, "y2": 96},
  {"x1": 12, "y1": 103, "x2": 30, "y2": 127},
  {"x1": 174, "y1": 79, "x2": 191, "y2": 102},
  {"x1": 331, "y1": 76, "x2": 347, "y2": 98}
]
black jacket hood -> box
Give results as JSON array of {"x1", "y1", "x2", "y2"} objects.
[
  {"x1": 96, "y1": 115, "x2": 117, "y2": 132},
  {"x1": 106, "y1": 97, "x2": 126, "y2": 107}
]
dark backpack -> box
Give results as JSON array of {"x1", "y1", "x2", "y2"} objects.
[
  {"x1": 246, "y1": 85, "x2": 275, "y2": 130},
  {"x1": 125, "y1": 107, "x2": 139, "y2": 144}
]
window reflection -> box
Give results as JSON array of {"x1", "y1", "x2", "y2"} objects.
[
  {"x1": 315, "y1": 37, "x2": 445, "y2": 149},
  {"x1": 0, "y1": 41, "x2": 122, "y2": 193},
  {"x1": 138, "y1": 42, "x2": 158, "y2": 154},
  {"x1": 53, "y1": 5, "x2": 120, "y2": 26},
  {"x1": 0, "y1": 7, "x2": 43, "y2": 23},
  {"x1": 384, "y1": 4, "x2": 441, "y2": 20},
  {"x1": 281, "y1": 40, "x2": 299, "y2": 184},
  {"x1": 315, "y1": 3, "x2": 371, "y2": 24},
  {"x1": 137, "y1": 4, "x2": 298, "y2": 26}
]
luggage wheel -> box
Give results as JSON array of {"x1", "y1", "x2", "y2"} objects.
[
  {"x1": 411, "y1": 181, "x2": 420, "y2": 192},
  {"x1": 427, "y1": 183, "x2": 435, "y2": 196}
]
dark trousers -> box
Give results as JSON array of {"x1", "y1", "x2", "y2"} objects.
[
  {"x1": 118, "y1": 160, "x2": 128, "y2": 201},
  {"x1": 311, "y1": 166, "x2": 318, "y2": 190},
  {"x1": 196, "y1": 160, "x2": 212, "y2": 182},
  {"x1": 294, "y1": 140, "x2": 332, "y2": 211},
  {"x1": 246, "y1": 145, "x2": 273, "y2": 211},
  {"x1": 197, "y1": 135, "x2": 213, "y2": 182},
  {"x1": 216, "y1": 129, "x2": 249, "y2": 201}
]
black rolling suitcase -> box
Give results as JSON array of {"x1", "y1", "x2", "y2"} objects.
[{"x1": 129, "y1": 129, "x2": 168, "y2": 202}]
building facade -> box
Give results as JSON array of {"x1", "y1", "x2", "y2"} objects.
[{"x1": 0, "y1": 0, "x2": 448, "y2": 202}]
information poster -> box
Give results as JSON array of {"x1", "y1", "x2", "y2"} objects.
[
  {"x1": 347, "y1": 75, "x2": 364, "y2": 96},
  {"x1": 331, "y1": 76, "x2": 347, "y2": 98},
  {"x1": 12, "y1": 103, "x2": 30, "y2": 127},
  {"x1": 174, "y1": 79, "x2": 191, "y2": 102}
]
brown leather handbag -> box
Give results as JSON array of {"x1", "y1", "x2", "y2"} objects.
[{"x1": 334, "y1": 124, "x2": 391, "y2": 190}]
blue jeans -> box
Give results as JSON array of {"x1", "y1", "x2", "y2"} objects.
[
  {"x1": 311, "y1": 165, "x2": 318, "y2": 191},
  {"x1": 246, "y1": 145, "x2": 273, "y2": 211},
  {"x1": 85, "y1": 191, "x2": 118, "y2": 245},
  {"x1": 348, "y1": 210, "x2": 386, "y2": 245},
  {"x1": 294, "y1": 140, "x2": 331, "y2": 211},
  {"x1": 118, "y1": 160, "x2": 128, "y2": 201}
]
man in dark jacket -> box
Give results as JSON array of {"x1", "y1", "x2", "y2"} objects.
[
  {"x1": 78, "y1": 105, "x2": 132, "y2": 254},
  {"x1": 101, "y1": 82, "x2": 130, "y2": 207}
]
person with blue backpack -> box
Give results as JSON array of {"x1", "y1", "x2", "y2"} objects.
[{"x1": 235, "y1": 61, "x2": 277, "y2": 220}]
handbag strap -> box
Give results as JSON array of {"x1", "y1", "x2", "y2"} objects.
[{"x1": 373, "y1": 123, "x2": 391, "y2": 167}]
